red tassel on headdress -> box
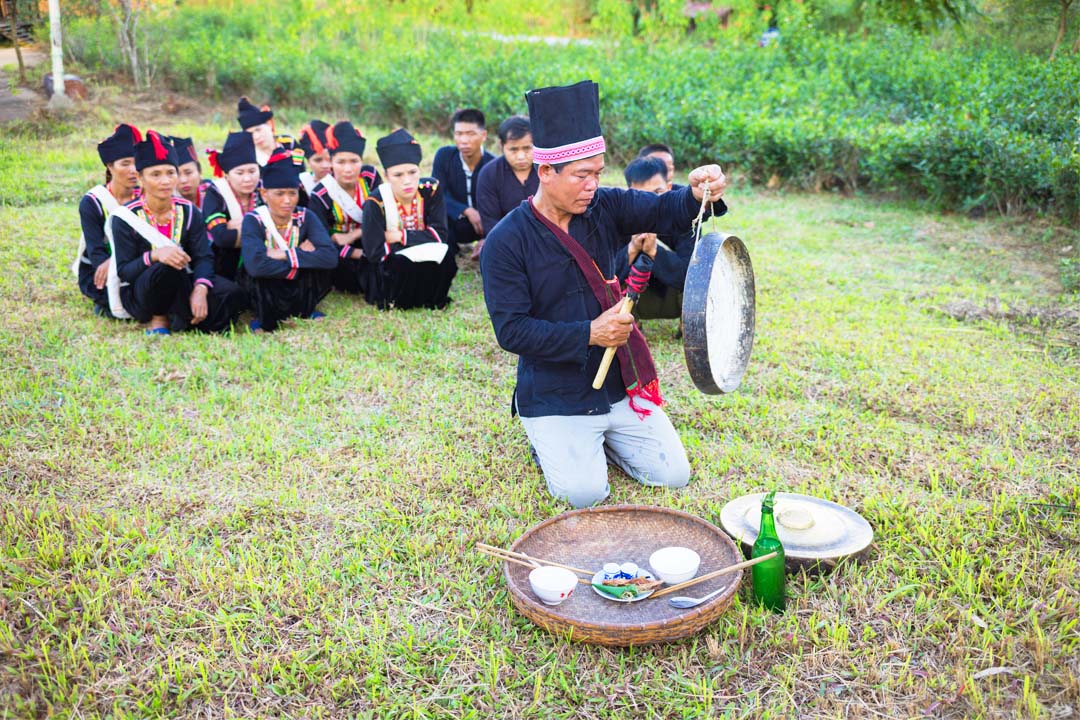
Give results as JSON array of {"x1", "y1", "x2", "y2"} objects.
[
  {"x1": 266, "y1": 151, "x2": 290, "y2": 165},
  {"x1": 300, "y1": 124, "x2": 325, "y2": 155},
  {"x1": 118, "y1": 123, "x2": 143, "y2": 143},
  {"x1": 206, "y1": 148, "x2": 224, "y2": 178},
  {"x1": 325, "y1": 124, "x2": 339, "y2": 151},
  {"x1": 148, "y1": 130, "x2": 168, "y2": 161}
]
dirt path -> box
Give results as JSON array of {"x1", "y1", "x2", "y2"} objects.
[{"x1": 0, "y1": 46, "x2": 47, "y2": 122}]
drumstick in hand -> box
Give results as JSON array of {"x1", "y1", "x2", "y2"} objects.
[{"x1": 592, "y1": 253, "x2": 654, "y2": 390}]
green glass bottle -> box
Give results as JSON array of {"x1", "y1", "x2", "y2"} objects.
[{"x1": 751, "y1": 491, "x2": 786, "y2": 612}]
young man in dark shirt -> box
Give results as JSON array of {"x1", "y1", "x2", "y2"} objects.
[
  {"x1": 431, "y1": 108, "x2": 495, "y2": 256},
  {"x1": 475, "y1": 115, "x2": 540, "y2": 259},
  {"x1": 614, "y1": 156, "x2": 696, "y2": 320},
  {"x1": 638, "y1": 142, "x2": 677, "y2": 187}
]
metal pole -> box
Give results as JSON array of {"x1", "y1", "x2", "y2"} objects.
[{"x1": 47, "y1": 0, "x2": 71, "y2": 107}]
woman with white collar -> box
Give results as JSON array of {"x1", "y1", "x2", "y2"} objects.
[
  {"x1": 111, "y1": 130, "x2": 246, "y2": 335},
  {"x1": 203, "y1": 131, "x2": 260, "y2": 281},
  {"x1": 308, "y1": 121, "x2": 382, "y2": 294},
  {"x1": 360, "y1": 128, "x2": 456, "y2": 310},
  {"x1": 74, "y1": 123, "x2": 141, "y2": 317},
  {"x1": 237, "y1": 96, "x2": 300, "y2": 167}
]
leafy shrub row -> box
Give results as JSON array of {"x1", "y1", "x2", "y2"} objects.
[{"x1": 66, "y1": 1, "x2": 1080, "y2": 220}]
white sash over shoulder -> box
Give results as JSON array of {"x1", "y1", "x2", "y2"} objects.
[
  {"x1": 322, "y1": 175, "x2": 364, "y2": 224},
  {"x1": 378, "y1": 184, "x2": 448, "y2": 264},
  {"x1": 106, "y1": 204, "x2": 191, "y2": 319},
  {"x1": 212, "y1": 177, "x2": 244, "y2": 221},
  {"x1": 71, "y1": 185, "x2": 119, "y2": 278},
  {"x1": 299, "y1": 171, "x2": 317, "y2": 195}
]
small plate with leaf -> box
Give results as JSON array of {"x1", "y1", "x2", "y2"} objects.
[{"x1": 591, "y1": 569, "x2": 663, "y2": 603}]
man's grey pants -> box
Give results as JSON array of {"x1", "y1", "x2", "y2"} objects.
[{"x1": 520, "y1": 397, "x2": 691, "y2": 508}]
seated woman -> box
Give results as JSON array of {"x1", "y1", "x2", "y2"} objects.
[
  {"x1": 241, "y1": 153, "x2": 339, "y2": 333},
  {"x1": 111, "y1": 131, "x2": 246, "y2": 335},
  {"x1": 297, "y1": 120, "x2": 332, "y2": 195},
  {"x1": 361, "y1": 129, "x2": 456, "y2": 310},
  {"x1": 169, "y1": 136, "x2": 210, "y2": 210},
  {"x1": 74, "y1": 123, "x2": 141, "y2": 318},
  {"x1": 308, "y1": 121, "x2": 381, "y2": 294},
  {"x1": 237, "y1": 96, "x2": 301, "y2": 167},
  {"x1": 203, "y1": 131, "x2": 260, "y2": 282}
]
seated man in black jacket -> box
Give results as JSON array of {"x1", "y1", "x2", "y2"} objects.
[
  {"x1": 614, "y1": 156, "x2": 695, "y2": 320},
  {"x1": 432, "y1": 108, "x2": 495, "y2": 256}
]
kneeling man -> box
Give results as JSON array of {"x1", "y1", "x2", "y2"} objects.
[{"x1": 480, "y1": 81, "x2": 727, "y2": 508}]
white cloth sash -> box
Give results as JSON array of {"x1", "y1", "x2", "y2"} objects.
[
  {"x1": 106, "y1": 204, "x2": 191, "y2": 319},
  {"x1": 322, "y1": 175, "x2": 364, "y2": 224},
  {"x1": 377, "y1": 183, "x2": 400, "y2": 231},
  {"x1": 212, "y1": 177, "x2": 244, "y2": 222},
  {"x1": 299, "y1": 171, "x2": 316, "y2": 195},
  {"x1": 71, "y1": 185, "x2": 119, "y2": 278},
  {"x1": 377, "y1": 185, "x2": 447, "y2": 264},
  {"x1": 254, "y1": 206, "x2": 292, "y2": 252}
]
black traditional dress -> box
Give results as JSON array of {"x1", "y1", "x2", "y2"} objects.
[
  {"x1": 360, "y1": 180, "x2": 456, "y2": 310},
  {"x1": 112, "y1": 197, "x2": 246, "y2": 332},
  {"x1": 308, "y1": 169, "x2": 381, "y2": 294},
  {"x1": 202, "y1": 181, "x2": 258, "y2": 282},
  {"x1": 76, "y1": 184, "x2": 140, "y2": 315},
  {"x1": 241, "y1": 207, "x2": 338, "y2": 331}
]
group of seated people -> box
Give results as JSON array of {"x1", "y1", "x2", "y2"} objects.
[{"x1": 73, "y1": 97, "x2": 693, "y2": 335}]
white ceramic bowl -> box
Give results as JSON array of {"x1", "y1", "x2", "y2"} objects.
[
  {"x1": 649, "y1": 546, "x2": 701, "y2": 585},
  {"x1": 528, "y1": 566, "x2": 578, "y2": 606}
]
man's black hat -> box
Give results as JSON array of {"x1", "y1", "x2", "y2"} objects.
[{"x1": 526, "y1": 80, "x2": 606, "y2": 165}]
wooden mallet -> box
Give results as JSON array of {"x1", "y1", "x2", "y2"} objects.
[{"x1": 592, "y1": 252, "x2": 654, "y2": 390}]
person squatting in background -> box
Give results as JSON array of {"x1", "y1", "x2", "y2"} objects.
[
  {"x1": 242, "y1": 153, "x2": 338, "y2": 332},
  {"x1": 169, "y1": 136, "x2": 210, "y2": 210},
  {"x1": 432, "y1": 108, "x2": 494, "y2": 257},
  {"x1": 361, "y1": 128, "x2": 456, "y2": 310},
  {"x1": 75, "y1": 123, "x2": 141, "y2": 318},
  {"x1": 203, "y1": 131, "x2": 261, "y2": 283},
  {"x1": 475, "y1": 114, "x2": 539, "y2": 259},
  {"x1": 308, "y1": 121, "x2": 382, "y2": 295},
  {"x1": 111, "y1": 130, "x2": 246, "y2": 335}
]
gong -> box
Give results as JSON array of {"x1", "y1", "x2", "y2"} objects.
[
  {"x1": 682, "y1": 232, "x2": 756, "y2": 394},
  {"x1": 719, "y1": 493, "x2": 875, "y2": 566}
]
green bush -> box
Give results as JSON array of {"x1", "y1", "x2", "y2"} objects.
[{"x1": 65, "y1": 1, "x2": 1080, "y2": 221}]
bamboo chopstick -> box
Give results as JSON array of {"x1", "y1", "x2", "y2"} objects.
[
  {"x1": 476, "y1": 543, "x2": 597, "y2": 577},
  {"x1": 649, "y1": 552, "x2": 778, "y2": 599},
  {"x1": 476, "y1": 546, "x2": 592, "y2": 585}
]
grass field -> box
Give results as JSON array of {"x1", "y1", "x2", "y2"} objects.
[{"x1": 1, "y1": 112, "x2": 1078, "y2": 719}]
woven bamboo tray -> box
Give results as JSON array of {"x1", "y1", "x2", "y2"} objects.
[{"x1": 504, "y1": 505, "x2": 743, "y2": 646}]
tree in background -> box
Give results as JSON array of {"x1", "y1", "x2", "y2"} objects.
[{"x1": 105, "y1": 0, "x2": 156, "y2": 88}]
